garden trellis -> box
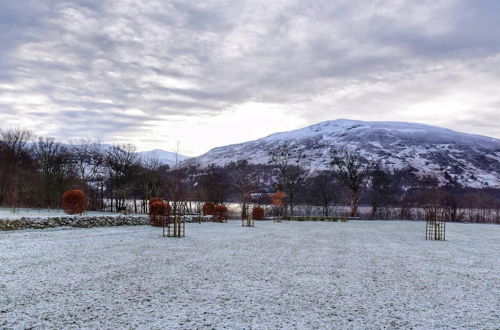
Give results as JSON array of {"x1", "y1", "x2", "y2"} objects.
[
  {"x1": 425, "y1": 216, "x2": 446, "y2": 241},
  {"x1": 163, "y1": 215, "x2": 185, "y2": 238},
  {"x1": 241, "y1": 205, "x2": 254, "y2": 227}
]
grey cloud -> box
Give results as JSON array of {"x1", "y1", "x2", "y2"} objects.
[{"x1": 0, "y1": 0, "x2": 499, "y2": 149}]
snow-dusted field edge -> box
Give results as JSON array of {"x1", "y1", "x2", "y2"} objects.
[
  {"x1": 0, "y1": 215, "x2": 149, "y2": 230},
  {"x1": 1, "y1": 221, "x2": 499, "y2": 329},
  {"x1": 0, "y1": 207, "x2": 129, "y2": 219}
]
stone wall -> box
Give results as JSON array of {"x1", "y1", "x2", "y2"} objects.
[{"x1": 0, "y1": 216, "x2": 150, "y2": 231}]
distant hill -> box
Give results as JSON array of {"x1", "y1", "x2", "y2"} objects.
[
  {"x1": 136, "y1": 149, "x2": 189, "y2": 167},
  {"x1": 28, "y1": 142, "x2": 190, "y2": 168},
  {"x1": 192, "y1": 119, "x2": 500, "y2": 189}
]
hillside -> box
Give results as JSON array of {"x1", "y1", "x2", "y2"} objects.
[
  {"x1": 136, "y1": 149, "x2": 189, "y2": 167},
  {"x1": 192, "y1": 119, "x2": 500, "y2": 188}
]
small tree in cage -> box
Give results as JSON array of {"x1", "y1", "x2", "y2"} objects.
[
  {"x1": 420, "y1": 179, "x2": 447, "y2": 241},
  {"x1": 62, "y1": 190, "x2": 86, "y2": 215},
  {"x1": 242, "y1": 204, "x2": 254, "y2": 227}
]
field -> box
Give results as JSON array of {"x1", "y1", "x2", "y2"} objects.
[{"x1": 1, "y1": 221, "x2": 499, "y2": 329}]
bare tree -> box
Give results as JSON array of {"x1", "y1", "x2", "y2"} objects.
[
  {"x1": 268, "y1": 142, "x2": 306, "y2": 216},
  {"x1": 68, "y1": 138, "x2": 105, "y2": 185},
  {"x1": 0, "y1": 128, "x2": 33, "y2": 155},
  {"x1": 369, "y1": 163, "x2": 397, "y2": 218},
  {"x1": 308, "y1": 170, "x2": 338, "y2": 216},
  {"x1": 140, "y1": 155, "x2": 165, "y2": 202},
  {"x1": 198, "y1": 165, "x2": 230, "y2": 204},
  {"x1": 231, "y1": 160, "x2": 257, "y2": 219},
  {"x1": 106, "y1": 144, "x2": 139, "y2": 212},
  {"x1": 0, "y1": 128, "x2": 34, "y2": 210},
  {"x1": 169, "y1": 142, "x2": 187, "y2": 215},
  {"x1": 330, "y1": 148, "x2": 371, "y2": 217},
  {"x1": 419, "y1": 177, "x2": 448, "y2": 221},
  {"x1": 34, "y1": 137, "x2": 74, "y2": 207},
  {"x1": 68, "y1": 139, "x2": 106, "y2": 210},
  {"x1": 183, "y1": 164, "x2": 204, "y2": 214}
]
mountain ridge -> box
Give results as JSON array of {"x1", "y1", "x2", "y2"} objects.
[{"x1": 191, "y1": 119, "x2": 500, "y2": 189}]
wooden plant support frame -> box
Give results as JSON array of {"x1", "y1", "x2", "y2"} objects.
[
  {"x1": 242, "y1": 216, "x2": 254, "y2": 227},
  {"x1": 163, "y1": 215, "x2": 185, "y2": 238},
  {"x1": 426, "y1": 216, "x2": 446, "y2": 241}
]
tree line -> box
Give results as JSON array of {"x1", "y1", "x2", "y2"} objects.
[
  {"x1": 266, "y1": 141, "x2": 500, "y2": 223},
  {"x1": 1, "y1": 128, "x2": 499, "y2": 222}
]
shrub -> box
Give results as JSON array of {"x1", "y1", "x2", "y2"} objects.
[
  {"x1": 202, "y1": 202, "x2": 215, "y2": 216},
  {"x1": 149, "y1": 198, "x2": 162, "y2": 207},
  {"x1": 61, "y1": 190, "x2": 86, "y2": 215},
  {"x1": 271, "y1": 191, "x2": 286, "y2": 207},
  {"x1": 252, "y1": 206, "x2": 265, "y2": 220},
  {"x1": 149, "y1": 198, "x2": 171, "y2": 226},
  {"x1": 213, "y1": 205, "x2": 228, "y2": 222}
]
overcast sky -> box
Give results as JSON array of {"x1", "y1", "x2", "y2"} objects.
[{"x1": 1, "y1": 0, "x2": 499, "y2": 155}]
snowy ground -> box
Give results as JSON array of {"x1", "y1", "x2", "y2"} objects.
[
  {"x1": 0, "y1": 207, "x2": 134, "y2": 219},
  {"x1": 1, "y1": 221, "x2": 499, "y2": 329}
]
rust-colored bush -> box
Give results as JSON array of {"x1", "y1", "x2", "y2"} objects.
[
  {"x1": 149, "y1": 198, "x2": 162, "y2": 207},
  {"x1": 149, "y1": 201, "x2": 162, "y2": 216},
  {"x1": 213, "y1": 205, "x2": 228, "y2": 222},
  {"x1": 252, "y1": 206, "x2": 265, "y2": 220},
  {"x1": 62, "y1": 190, "x2": 86, "y2": 215},
  {"x1": 202, "y1": 202, "x2": 215, "y2": 215},
  {"x1": 271, "y1": 191, "x2": 287, "y2": 207},
  {"x1": 149, "y1": 198, "x2": 171, "y2": 226}
]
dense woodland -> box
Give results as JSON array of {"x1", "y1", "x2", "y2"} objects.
[{"x1": 1, "y1": 128, "x2": 499, "y2": 223}]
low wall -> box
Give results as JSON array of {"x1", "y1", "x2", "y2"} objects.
[{"x1": 0, "y1": 215, "x2": 150, "y2": 231}]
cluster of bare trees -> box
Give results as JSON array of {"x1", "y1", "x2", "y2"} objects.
[
  {"x1": 0, "y1": 129, "x2": 269, "y2": 215},
  {"x1": 0, "y1": 129, "x2": 34, "y2": 210},
  {"x1": 265, "y1": 142, "x2": 500, "y2": 223},
  {"x1": 0, "y1": 129, "x2": 157, "y2": 212},
  {"x1": 1, "y1": 128, "x2": 499, "y2": 222},
  {"x1": 267, "y1": 142, "x2": 371, "y2": 218}
]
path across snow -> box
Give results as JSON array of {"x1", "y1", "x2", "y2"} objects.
[{"x1": 1, "y1": 221, "x2": 499, "y2": 329}]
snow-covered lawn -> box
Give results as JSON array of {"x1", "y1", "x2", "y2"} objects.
[
  {"x1": 0, "y1": 207, "x2": 135, "y2": 219},
  {"x1": 1, "y1": 221, "x2": 499, "y2": 329}
]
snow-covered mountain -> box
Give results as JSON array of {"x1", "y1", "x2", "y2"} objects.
[
  {"x1": 136, "y1": 149, "x2": 189, "y2": 167},
  {"x1": 193, "y1": 119, "x2": 500, "y2": 188}
]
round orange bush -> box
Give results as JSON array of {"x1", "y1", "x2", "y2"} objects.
[
  {"x1": 149, "y1": 201, "x2": 163, "y2": 216},
  {"x1": 202, "y1": 202, "x2": 215, "y2": 215},
  {"x1": 149, "y1": 198, "x2": 162, "y2": 210},
  {"x1": 252, "y1": 206, "x2": 265, "y2": 220},
  {"x1": 213, "y1": 205, "x2": 228, "y2": 222},
  {"x1": 149, "y1": 199, "x2": 171, "y2": 226},
  {"x1": 62, "y1": 190, "x2": 86, "y2": 215}
]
